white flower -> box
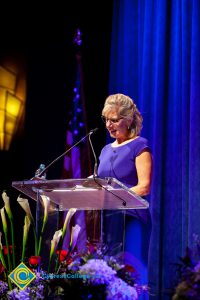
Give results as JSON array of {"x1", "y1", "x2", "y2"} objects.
[
  {"x1": 40, "y1": 195, "x2": 50, "y2": 223},
  {"x1": 70, "y1": 224, "x2": 81, "y2": 251},
  {"x1": 79, "y1": 258, "x2": 116, "y2": 285},
  {"x1": 23, "y1": 215, "x2": 31, "y2": 239},
  {"x1": 107, "y1": 277, "x2": 138, "y2": 300},
  {"x1": 0, "y1": 207, "x2": 7, "y2": 233},
  {"x1": 50, "y1": 229, "x2": 62, "y2": 254},
  {"x1": 17, "y1": 196, "x2": 35, "y2": 225},
  {"x1": 2, "y1": 191, "x2": 12, "y2": 219},
  {"x1": 62, "y1": 208, "x2": 77, "y2": 239}
]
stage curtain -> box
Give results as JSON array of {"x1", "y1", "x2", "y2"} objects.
[{"x1": 109, "y1": 1, "x2": 200, "y2": 299}]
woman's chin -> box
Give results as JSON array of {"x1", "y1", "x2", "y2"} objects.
[
  {"x1": 110, "y1": 134, "x2": 116, "y2": 139},
  {"x1": 109, "y1": 130, "x2": 117, "y2": 138}
]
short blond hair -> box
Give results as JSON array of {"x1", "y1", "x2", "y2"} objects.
[{"x1": 102, "y1": 93, "x2": 143, "y2": 136}]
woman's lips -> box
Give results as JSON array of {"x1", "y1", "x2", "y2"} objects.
[{"x1": 109, "y1": 130, "x2": 117, "y2": 135}]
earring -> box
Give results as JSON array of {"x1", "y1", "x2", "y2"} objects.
[{"x1": 128, "y1": 126, "x2": 130, "y2": 130}]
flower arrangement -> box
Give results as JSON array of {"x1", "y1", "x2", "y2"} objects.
[
  {"x1": 45, "y1": 241, "x2": 146, "y2": 300},
  {"x1": 172, "y1": 234, "x2": 200, "y2": 299},
  {"x1": 0, "y1": 191, "x2": 148, "y2": 299},
  {"x1": 0, "y1": 191, "x2": 79, "y2": 299}
]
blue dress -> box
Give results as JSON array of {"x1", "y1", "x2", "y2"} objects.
[{"x1": 98, "y1": 137, "x2": 152, "y2": 297}]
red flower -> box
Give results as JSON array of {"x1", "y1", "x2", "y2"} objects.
[
  {"x1": 66, "y1": 257, "x2": 73, "y2": 265},
  {"x1": 124, "y1": 264, "x2": 136, "y2": 273},
  {"x1": 86, "y1": 242, "x2": 97, "y2": 254},
  {"x1": 29, "y1": 256, "x2": 41, "y2": 266},
  {"x1": 3, "y1": 245, "x2": 13, "y2": 255},
  {"x1": 0, "y1": 261, "x2": 5, "y2": 274},
  {"x1": 56, "y1": 250, "x2": 68, "y2": 262}
]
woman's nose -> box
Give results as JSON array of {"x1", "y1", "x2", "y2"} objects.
[
  {"x1": 106, "y1": 120, "x2": 113, "y2": 128},
  {"x1": 106, "y1": 119, "x2": 115, "y2": 126}
]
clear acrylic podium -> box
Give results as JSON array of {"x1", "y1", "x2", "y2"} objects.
[
  {"x1": 12, "y1": 177, "x2": 149, "y2": 210},
  {"x1": 12, "y1": 177, "x2": 149, "y2": 257}
]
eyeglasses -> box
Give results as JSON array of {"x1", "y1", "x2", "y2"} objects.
[{"x1": 101, "y1": 116, "x2": 124, "y2": 124}]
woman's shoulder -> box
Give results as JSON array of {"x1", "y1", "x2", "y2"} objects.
[
  {"x1": 134, "y1": 136, "x2": 149, "y2": 145},
  {"x1": 129, "y1": 136, "x2": 151, "y2": 155}
]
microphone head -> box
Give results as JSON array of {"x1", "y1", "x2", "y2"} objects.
[{"x1": 89, "y1": 128, "x2": 98, "y2": 134}]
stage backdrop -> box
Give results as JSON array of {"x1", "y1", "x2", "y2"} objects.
[{"x1": 109, "y1": 1, "x2": 200, "y2": 299}]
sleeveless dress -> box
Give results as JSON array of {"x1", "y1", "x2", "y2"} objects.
[{"x1": 98, "y1": 137, "x2": 152, "y2": 298}]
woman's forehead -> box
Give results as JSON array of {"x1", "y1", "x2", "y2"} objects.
[{"x1": 104, "y1": 107, "x2": 119, "y2": 117}]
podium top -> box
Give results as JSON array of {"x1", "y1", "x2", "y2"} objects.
[{"x1": 12, "y1": 177, "x2": 149, "y2": 210}]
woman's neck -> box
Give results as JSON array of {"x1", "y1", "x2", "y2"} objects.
[{"x1": 112, "y1": 136, "x2": 139, "y2": 147}]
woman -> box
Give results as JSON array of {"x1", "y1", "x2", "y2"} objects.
[{"x1": 97, "y1": 93, "x2": 153, "y2": 296}]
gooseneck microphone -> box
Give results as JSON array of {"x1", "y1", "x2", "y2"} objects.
[
  {"x1": 33, "y1": 128, "x2": 98, "y2": 179},
  {"x1": 88, "y1": 130, "x2": 98, "y2": 177}
]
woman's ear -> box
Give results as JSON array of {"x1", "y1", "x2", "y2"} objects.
[{"x1": 127, "y1": 118, "x2": 133, "y2": 128}]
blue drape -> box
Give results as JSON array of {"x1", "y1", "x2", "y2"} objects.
[{"x1": 109, "y1": 1, "x2": 200, "y2": 299}]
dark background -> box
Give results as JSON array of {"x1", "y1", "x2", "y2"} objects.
[
  {"x1": 0, "y1": 2, "x2": 114, "y2": 261},
  {"x1": 0, "y1": 2, "x2": 113, "y2": 192}
]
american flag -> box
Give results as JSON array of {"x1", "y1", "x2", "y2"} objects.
[
  {"x1": 61, "y1": 29, "x2": 92, "y2": 253},
  {"x1": 62, "y1": 29, "x2": 91, "y2": 179}
]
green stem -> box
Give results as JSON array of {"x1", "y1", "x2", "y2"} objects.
[
  {"x1": 55, "y1": 254, "x2": 60, "y2": 273},
  {"x1": 48, "y1": 245, "x2": 55, "y2": 273},
  {"x1": 2, "y1": 270, "x2": 12, "y2": 291},
  {"x1": 10, "y1": 217, "x2": 16, "y2": 268},
  {"x1": 33, "y1": 227, "x2": 38, "y2": 256},
  {"x1": 21, "y1": 235, "x2": 28, "y2": 262},
  {"x1": 37, "y1": 219, "x2": 47, "y2": 256},
  {"x1": 47, "y1": 254, "x2": 52, "y2": 273},
  {"x1": 5, "y1": 234, "x2": 12, "y2": 273},
  {"x1": 8, "y1": 277, "x2": 12, "y2": 290},
  {"x1": 54, "y1": 236, "x2": 65, "y2": 273},
  {"x1": 0, "y1": 247, "x2": 7, "y2": 270}
]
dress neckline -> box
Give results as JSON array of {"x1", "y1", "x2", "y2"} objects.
[{"x1": 111, "y1": 136, "x2": 139, "y2": 148}]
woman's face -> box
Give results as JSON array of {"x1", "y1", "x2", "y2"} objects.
[{"x1": 104, "y1": 108, "x2": 131, "y2": 143}]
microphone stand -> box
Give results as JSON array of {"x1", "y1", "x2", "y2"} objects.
[
  {"x1": 33, "y1": 128, "x2": 98, "y2": 179},
  {"x1": 88, "y1": 133, "x2": 98, "y2": 177}
]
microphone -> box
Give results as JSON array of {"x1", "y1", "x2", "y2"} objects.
[
  {"x1": 89, "y1": 128, "x2": 98, "y2": 134},
  {"x1": 32, "y1": 128, "x2": 98, "y2": 179},
  {"x1": 88, "y1": 129, "x2": 99, "y2": 177},
  {"x1": 87, "y1": 130, "x2": 127, "y2": 206}
]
